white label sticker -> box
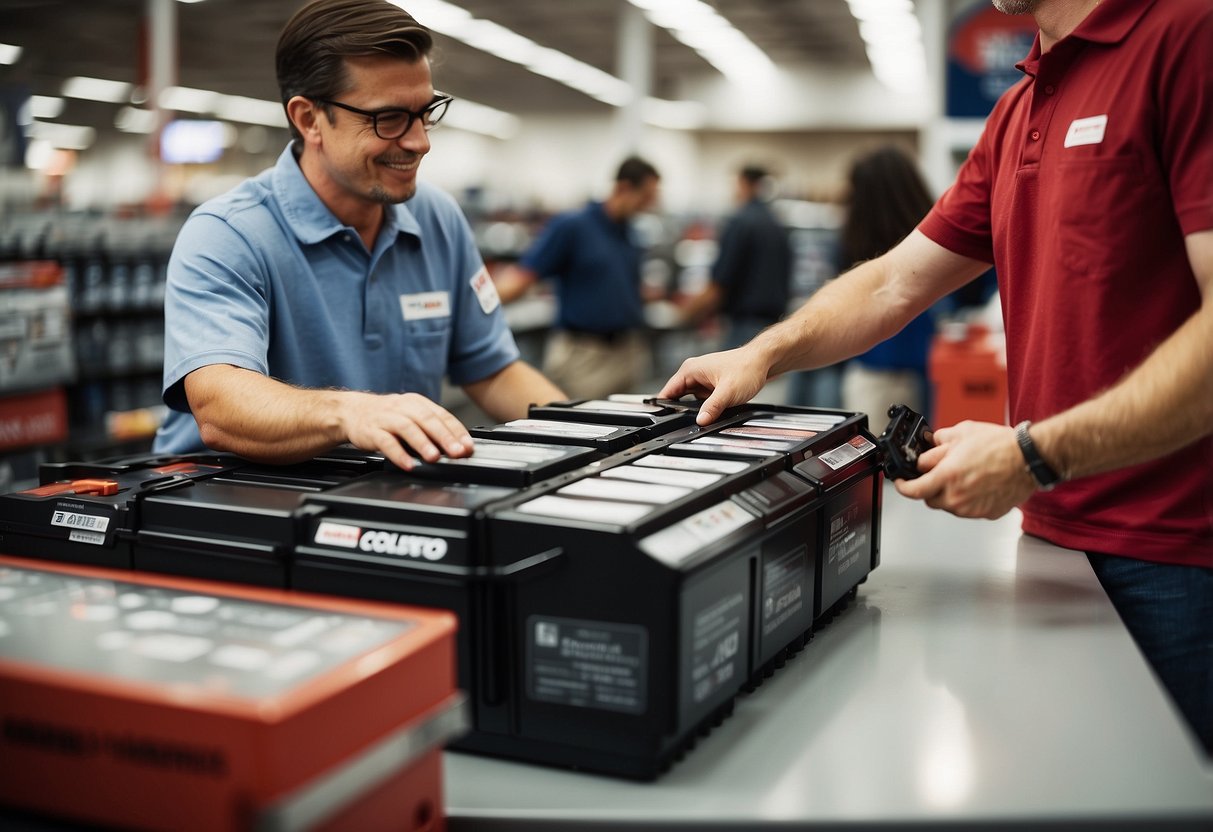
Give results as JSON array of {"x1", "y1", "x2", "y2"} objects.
[
  {"x1": 51, "y1": 510, "x2": 109, "y2": 533},
  {"x1": 400, "y1": 291, "x2": 451, "y2": 321},
  {"x1": 500, "y1": 419, "x2": 617, "y2": 437},
  {"x1": 818, "y1": 435, "x2": 877, "y2": 470},
  {"x1": 469, "y1": 266, "x2": 500, "y2": 315},
  {"x1": 633, "y1": 454, "x2": 747, "y2": 474},
  {"x1": 683, "y1": 499, "x2": 756, "y2": 545},
  {"x1": 558, "y1": 477, "x2": 690, "y2": 504},
  {"x1": 600, "y1": 465, "x2": 722, "y2": 489},
  {"x1": 68, "y1": 530, "x2": 106, "y2": 546},
  {"x1": 1064, "y1": 114, "x2": 1108, "y2": 148},
  {"x1": 516, "y1": 495, "x2": 653, "y2": 525},
  {"x1": 639, "y1": 499, "x2": 758, "y2": 567},
  {"x1": 314, "y1": 521, "x2": 361, "y2": 548}
]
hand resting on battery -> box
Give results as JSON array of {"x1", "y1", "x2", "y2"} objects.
[
  {"x1": 658, "y1": 343, "x2": 773, "y2": 426},
  {"x1": 184, "y1": 364, "x2": 474, "y2": 471}
]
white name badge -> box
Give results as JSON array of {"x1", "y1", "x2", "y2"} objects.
[
  {"x1": 469, "y1": 266, "x2": 500, "y2": 315},
  {"x1": 1064, "y1": 114, "x2": 1108, "y2": 148},
  {"x1": 400, "y1": 291, "x2": 450, "y2": 321}
]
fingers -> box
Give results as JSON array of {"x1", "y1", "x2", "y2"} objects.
[
  {"x1": 345, "y1": 393, "x2": 473, "y2": 469},
  {"x1": 697, "y1": 387, "x2": 732, "y2": 426},
  {"x1": 657, "y1": 372, "x2": 687, "y2": 401}
]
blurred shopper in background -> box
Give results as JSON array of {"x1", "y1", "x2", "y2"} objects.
[
  {"x1": 837, "y1": 146, "x2": 948, "y2": 432},
  {"x1": 663, "y1": 0, "x2": 1213, "y2": 753},
  {"x1": 154, "y1": 0, "x2": 564, "y2": 469},
  {"x1": 495, "y1": 157, "x2": 660, "y2": 400},
  {"x1": 679, "y1": 164, "x2": 792, "y2": 351}
]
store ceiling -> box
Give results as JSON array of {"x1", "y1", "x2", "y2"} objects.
[{"x1": 2, "y1": 0, "x2": 869, "y2": 131}]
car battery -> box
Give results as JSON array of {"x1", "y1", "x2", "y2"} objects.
[
  {"x1": 0, "y1": 456, "x2": 237, "y2": 569},
  {"x1": 460, "y1": 405, "x2": 883, "y2": 778},
  {"x1": 134, "y1": 454, "x2": 383, "y2": 588},
  {"x1": 402, "y1": 437, "x2": 598, "y2": 487},
  {"x1": 663, "y1": 405, "x2": 883, "y2": 622},
  {"x1": 292, "y1": 438, "x2": 600, "y2": 741},
  {"x1": 467, "y1": 395, "x2": 698, "y2": 454},
  {"x1": 0, "y1": 554, "x2": 464, "y2": 832},
  {"x1": 524, "y1": 396, "x2": 700, "y2": 443}
]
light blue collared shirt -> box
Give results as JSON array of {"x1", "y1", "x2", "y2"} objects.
[{"x1": 154, "y1": 144, "x2": 518, "y2": 454}]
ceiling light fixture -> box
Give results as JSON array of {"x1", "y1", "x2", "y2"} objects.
[
  {"x1": 0, "y1": 43, "x2": 22, "y2": 65},
  {"x1": 28, "y1": 120, "x2": 97, "y2": 150},
  {"x1": 115, "y1": 107, "x2": 159, "y2": 134},
  {"x1": 61, "y1": 76, "x2": 133, "y2": 104},
  {"x1": 29, "y1": 95, "x2": 65, "y2": 120},
  {"x1": 627, "y1": 0, "x2": 776, "y2": 84},
  {"x1": 402, "y1": 0, "x2": 631, "y2": 106},
  {"x1": 399, "y1": 0, "x2": 705, "y2": 127},
  {"x1": 846, "y1": 0, "x2": 928, "y2": 93}
]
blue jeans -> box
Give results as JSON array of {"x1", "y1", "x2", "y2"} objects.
[{"x1": 1087, "y1": 552, "x2": 1213, "y2": 755}]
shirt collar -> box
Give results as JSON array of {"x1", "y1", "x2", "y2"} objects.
[
  {"x1": 1017, "y1": 0, "x2": 1154, "y2": 75},
  {"x1": 272, "y1": 144, "x2": 423, "y2": 246}
]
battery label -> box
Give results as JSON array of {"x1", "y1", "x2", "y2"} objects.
[
  {"x1": 557, "y1": 477, "x2": 690, "y2": 504},
  {"x1": 827, "y1": 502, "x2": 869, "y2": 577},
  {"x1": 818, "y1": 435, "x2": 877, "y2": 470},
  {"x1": 68, "y1": 530, "x2": 106, "y2": 546},
  {"x1": 526, "y1": 616, "x2": 647, "y2": 714},
  {"x1": 689, "y1": 591, "x2": 745, "y2": 705},
  {"x1": 600, "y1": 465, "x2": 721, "y2": 489},
  {"x1": 633, "y1": 454, "x2": 747, "y2": 474},
  {"x1": 51, "y1": 511, "x2": 110, "y2": 533},
  {"x1": 762, "y1": 544, "x2": 808, "y2": 637},
  {"x1": 500, "y1": 419, "x2": 617, "y2": 437}
]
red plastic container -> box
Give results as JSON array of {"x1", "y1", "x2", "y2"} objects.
[{"x1": 927, "y1": 323, "x2": 1008, "y2": 427}]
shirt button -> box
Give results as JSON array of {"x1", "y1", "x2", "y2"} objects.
[
  {"x1": 1030, "y1": 130, "x2": 1041, "y2": 141},
  {"x1": 1044, "y1": 84, "x2": 1056, "y2": 95}
]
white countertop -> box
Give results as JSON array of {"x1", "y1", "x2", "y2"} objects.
[{"x1": 443, "y1": 483, "x2": 1213, "y2": 830}]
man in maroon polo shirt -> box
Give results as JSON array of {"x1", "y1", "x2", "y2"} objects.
[{"x1": 661, "y1": 0, "x2": 1213, "y2": 753}]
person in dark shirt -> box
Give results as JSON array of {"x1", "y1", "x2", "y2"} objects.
[
  {"x1": 496, "y1": 157, "x2": 661, "y2": 399},
  {"x1": 680, "y1": 165, "x2": 792, "y2": 350}
]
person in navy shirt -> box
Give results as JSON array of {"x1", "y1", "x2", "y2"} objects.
[
  {"x1": 155, "y1": 0, "x2": 564, "y2": 470},
  {"x1": 495, "y1": 157, "x2": 661, "y2": 400},
  {"x1": 678, "y1": 164, "x2": 792, "y2": 351}
]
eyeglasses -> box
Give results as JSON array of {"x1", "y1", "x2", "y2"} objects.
[{"x1": 315, "y1": 93, "x2": 453, "y2": 140}]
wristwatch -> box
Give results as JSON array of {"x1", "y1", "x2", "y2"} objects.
[{"x1": 1014, "y1": 420, "x2": 1062, "y2": 491}]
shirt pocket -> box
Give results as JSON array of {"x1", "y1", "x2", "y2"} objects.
[
  {"x1": 400, "y1": 316, "x2": 452, "y2": 398},
  {"x1": 1052, "y1": 155, "x2": 1146, "y2": 278}
]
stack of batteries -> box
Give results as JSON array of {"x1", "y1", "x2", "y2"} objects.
[{"x1": 0, "y1": 397, "x2": 886, "y2": 779}]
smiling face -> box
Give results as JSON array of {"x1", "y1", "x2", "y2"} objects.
[{"x1": 289, "y1": 54, "x2": 436, "y2": 230}]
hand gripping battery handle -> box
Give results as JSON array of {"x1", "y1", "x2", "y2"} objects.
[{"x1": 876, "y1": 404, "x2": 933, "y2": 480}]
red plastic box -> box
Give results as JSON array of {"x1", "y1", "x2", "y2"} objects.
[{"x1": 0, "y1": 554, "x2": 463, "y2": 831}]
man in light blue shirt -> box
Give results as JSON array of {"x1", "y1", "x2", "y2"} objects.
[{"x1": 155, "y1": 0, "x2": 563, "y2": 470}]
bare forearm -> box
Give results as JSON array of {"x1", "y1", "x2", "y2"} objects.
[
  {"x1": 494, "y1": 265, "x2": 537, "y2": 305},
  {"x1": 186, "y1": 364, "x2": 476, "y2": 470},
  {"x1": 756, "y1": 231, "x2": 988, "y2": 378},
  {"x1": 464, "y1": 361, "x2": 566, "y2": 422},
  {"x1": 1034, "y1": 302, "x2": 1213, "y2": 479},
  {"x1": 185, "y1": 366, "x2": 348, "y2": 463}
]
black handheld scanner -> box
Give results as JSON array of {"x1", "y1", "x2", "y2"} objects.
[{"x1": 876, "y1": 404, "x2": 934, "y2": 480}]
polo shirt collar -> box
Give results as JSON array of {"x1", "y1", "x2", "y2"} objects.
[
  {"x1": 1016, "y1": 0, "x2": 1155, "y2": 75},
  {"x1": 271, "y1": 143, "x2": 423, "y2": 246}
]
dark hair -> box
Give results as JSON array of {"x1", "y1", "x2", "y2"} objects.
[
  {"x1": 740, "y1": 165, "x2": 768, "y2": 185},
  {"x1": 276, "y1": 0, "x2": 434, "y2": 139},
  {"x1": 840, "y1": 145, "x2": 934, "y2": 268},
  {"x1": 615, "y1": 156, "x2": 660, "y2": 187}
]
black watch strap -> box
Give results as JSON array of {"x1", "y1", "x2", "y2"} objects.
[{"x1": 1015, "y1": 420, "x2": 1062, "y2": 491}]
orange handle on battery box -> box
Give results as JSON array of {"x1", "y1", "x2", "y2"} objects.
[{"x1": 21, "y1": 479, "x2": 120, "y2": 497}]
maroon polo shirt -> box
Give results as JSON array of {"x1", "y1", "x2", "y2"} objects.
[{"x1": 919, "y1": 0, "x2": 1213, "y2": 567}]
